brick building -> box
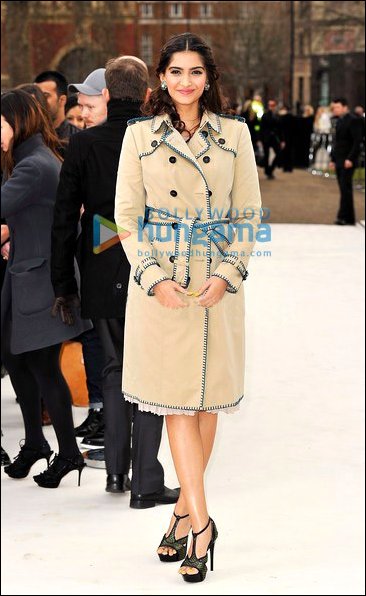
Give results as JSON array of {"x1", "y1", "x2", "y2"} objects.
[
  {"x1": 1, "y1": 0, "x2": 291, "y2": 104},
  {"x1": 293, "y1": 0, "x2": 365, "y2": 110}
]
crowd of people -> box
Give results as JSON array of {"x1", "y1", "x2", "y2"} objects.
[
  {"x1": 1, "y1": 32, "x2": 265, "y2": 583},
  {"x1": 237, "y1": 95, "x2": 364, "y2": 225}
]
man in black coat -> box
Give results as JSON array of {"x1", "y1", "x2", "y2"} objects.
[
  {"x1": 330, "y1": 97, "x2": 363, "y2": 225},
  {"x1": 260, "y1": 99, "x2": 285, "y2": 179},
  {"x1": 51, "y1": 56, "x2": 179, "y2": 508}
]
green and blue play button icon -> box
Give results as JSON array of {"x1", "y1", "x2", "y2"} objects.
[{"x1": 93, "y1": 214, "x2": 129, "y2": 254}]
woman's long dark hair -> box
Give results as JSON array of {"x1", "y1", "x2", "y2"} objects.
[
  {"x1": 1, "y1": 89, "x2": 62, "y2": 176},
  {"x1": 142, "y1": 32, "x2": 231, "y2": 133}
]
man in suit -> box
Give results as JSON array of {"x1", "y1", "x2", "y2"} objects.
[
  {"x1": 330, "y1": 97, "x2": 363, "y2": 225},
  {"x1": 51, "y1": 56, "x2": 179, "y2": 508},
  {"x1": 260, "y1": 99, "x2": 285, "y2": 179}
]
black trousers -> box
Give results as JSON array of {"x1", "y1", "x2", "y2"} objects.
[
  {"x1": 93, "y1": 318, "x2": 164, "y2": 495},
  {"x1": 263, "y1": 137, "x2": 282, "y2": 176},
  {"x1": 336, "y1": 166, "x2": 356, "y2": 224}
]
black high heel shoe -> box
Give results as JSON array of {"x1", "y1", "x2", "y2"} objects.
[
  {"x1": 4, "y1": 441, "x2": 53, "y2": 479},
  {"x1": 33, "y1": 453, "x2": 86, "y2": 488},
  {"x1": 158, "y1": 511, "x2": 190, "y2": 562},
  {"x1": 180, "y1": 517, "x2": 218, "y2": 583}
]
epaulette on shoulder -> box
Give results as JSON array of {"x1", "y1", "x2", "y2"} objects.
[
  {"x1": 127, "y1": 116, "x2": 154, "y2": 126},
  {"x1": 219, "y1": 113, "x2": 246, "y2": 123}
]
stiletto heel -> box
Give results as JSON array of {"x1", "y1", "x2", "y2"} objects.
[
  {"x1": 210, "y1": 542, "x2": 215, "y2": 571},
  {"x1": 33, "y1": 454, "x2": 86, "y2": 488},
  {"x1": 157, "y1": 511, "x2": 190, "y2": 562},
  {"x1": 4, "y1": 441, "x2": 53, "y2": 479},
  {"x1": 77, "y1": 466, "x2": 84, "y2": 487},
  {"x1": 180, "y1": 517, "x2": 218, "y2": 583}
]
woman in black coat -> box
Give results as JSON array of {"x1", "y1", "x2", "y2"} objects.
[{"x1": 1, "y1": 90, "x2": 90, "y2": 487}]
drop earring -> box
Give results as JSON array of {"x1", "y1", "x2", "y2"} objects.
[
  {"x1": 161, "y1": 81, "x2": 168, "y2": 91},
  {"x1": 204, "y1": 82, "x2": 210, "y2": 91}
]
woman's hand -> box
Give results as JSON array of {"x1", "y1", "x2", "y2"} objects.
[
  {"x1": 1, "y1": 241, "x2": 10, "y2": 260},
  {"x1": 153, "y1": 279, "x2": 188, "y2": 309},
  {"x1": 1, "y1": 224, "x2": 9, "y2": 245},
  {"x1": 196, "y1": 276, "x2": 228, "y2": 308}
]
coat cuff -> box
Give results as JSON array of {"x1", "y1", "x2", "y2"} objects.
[
  {"x1": 212, "y1": 256, "x2": 248, "y2": 294},
  {"x1": 53, "y1": 279, "x2": 78, "y2": 298},
  {"x1": 134, "y1": 257, "x2": 169, "y2": 295}
]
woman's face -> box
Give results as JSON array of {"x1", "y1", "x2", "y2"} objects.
[
  {"x1": 66, "y1": 105, "x2": 85, "y2": 130},
  {"x1": 160, "y1": 51, "x2": 207, "y2": 110},
  {"x1": 1, "y1": 115, "x2": 14, "y2": 152}
]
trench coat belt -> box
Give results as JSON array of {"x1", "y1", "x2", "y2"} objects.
[{"x1": 144, "y1": 206, "x2": 232, "y2": 287}]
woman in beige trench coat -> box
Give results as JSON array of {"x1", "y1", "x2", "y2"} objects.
[{"x1": 115, "y1": 33, "x2": 262, "y2": 583}]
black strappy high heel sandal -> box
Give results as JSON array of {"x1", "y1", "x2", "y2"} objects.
[
  {"x1": 4, "y1": 441, "x2": 53, "y2": 479},
  {"x1": 33, "y1": 453, "x2": 86, "y2": 488},
  {"x1": 158, "y1": 512, "x2": 190, "y2": 563},
  {"x1": 180, "y1": 517, "x2": 218, "y2": 583}
]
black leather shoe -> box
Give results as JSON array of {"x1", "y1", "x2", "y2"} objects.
[
  {"x1": 334, "y1": 218, "x2": 355, "y2": 226},
  {"x1": 80, "y1": 427, "x2": 104, "y2": 448},
  {"x1": 130, "y1": 486, "x2": 180, "y2": 509},
  {"x1": 106, "y1": 473, "x2": 131, "y2": 493},
  {"x1": 75, "y1": 409, "x2": 103, "y2": 438}
]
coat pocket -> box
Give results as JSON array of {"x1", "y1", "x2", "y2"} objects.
[{"x1": 9, "y1": 257, "x2": 54, "y2": 316}]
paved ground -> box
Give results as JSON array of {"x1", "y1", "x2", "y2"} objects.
[
  {"x1": 2, "y1": 224, "x2": 364, "y2": 596},
  {"x1": 259, "y1": 168, "x2": 365, "y2": 224}
]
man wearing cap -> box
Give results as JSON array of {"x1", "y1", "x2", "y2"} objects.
[
  {"x1": 68, "y1": 68, "x2": 108, "y2": 128},
  {"x1": 51, "y1": 56, "x2": 180, "y2": 508}
]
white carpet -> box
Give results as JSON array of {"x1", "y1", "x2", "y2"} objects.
[{"x1": 1, "y1": 224, "x2": 364, "y2": 595}]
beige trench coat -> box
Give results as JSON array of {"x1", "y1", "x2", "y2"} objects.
[{"x1": 114, "y1": 110, "x2": 262, "y2": 414}]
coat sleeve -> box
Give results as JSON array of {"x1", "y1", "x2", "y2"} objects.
[
  {"x1": 114, "y1": 125, "x2": 170, "y2": 296},
  {"x1": 347, "y1": 117, "x2": 363, "y2": 164},
  {"x1": 211, "y1": 123, "x2": 262, "y2": 293},
  {"x1": 1, "y1": 159, "x2": 41, "y2": 218},
  {"x1": 51, "y1": 135, "x2": 82, "y2": 297}
]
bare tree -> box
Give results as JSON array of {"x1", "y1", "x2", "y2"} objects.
[
  {"x1": 214, "y1": 3, "x2": 291, "y2": 105},
  {"x1": 3, "y1": 1, "x2": 32, "y2": 87}
]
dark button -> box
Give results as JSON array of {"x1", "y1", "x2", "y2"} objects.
[
  {"x1": 202, "y1": 130, "x2": 208, "y2": 138},
  {"x1": 172, "y1": 222, "x2": 178, "y2": 229},
  {"x1": 203, "y1": 156, "x2": 210, "y2": 163},
  {"x1": 116, "y1": 283, "x2": 122, "y2": 289},
  {"x1": 151, "y1": 140, "x2": 158, "y2": 147},
  {"x1": 208, "y1": 190, "x2": 212, "y2": 196},
  {"x1": 170, "y1": 190, "x2": 178, "y2": 197},
  {"x1": 169, "y1": 156, "x2": 176, "y2": 163},
  {"x1": 169, "y1": 255, "x2": 175, "y2": 263},
  {"x1": 218, "y1": 138, "x2": 226, "y2": 145}
]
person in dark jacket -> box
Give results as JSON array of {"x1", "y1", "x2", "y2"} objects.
[
  {"x1": 260, "y1": 99, "x2": 285, "y2": 179},
  {"x1": 51, "y1": 56, "x2": 179, "y2": 507},
  {"x1": 1, "y1": 90, "x2": 91, "y2": 487},
  {"x1": 34, "y1": 71, "x2": 80, "y2": 155},
  {"x1": 330, "y1": 97, "x2": 364, "y2": 225}
]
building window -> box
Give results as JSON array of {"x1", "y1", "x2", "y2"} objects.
[
  {"x1": 170, "y1": 3, "x2": 183, "y2": 18},
  {"x1": 140, "y1": 3, "x2": 153, "y2": 18},
  {"x1": 319, "y1": 71, "x2": 330, "y2": 106},
  {"x1": 200, "y1": 3, "x2": 212, "y2": 18},
  {"x1": 298, "y1": 76, "x2": 304, "y2": 103},
  {"x1": 141, "y1": 34, "x2": 153, "y2": 66},
  {"x1": 299, "y1": 33, "x2": 304, "y2": 56}
]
